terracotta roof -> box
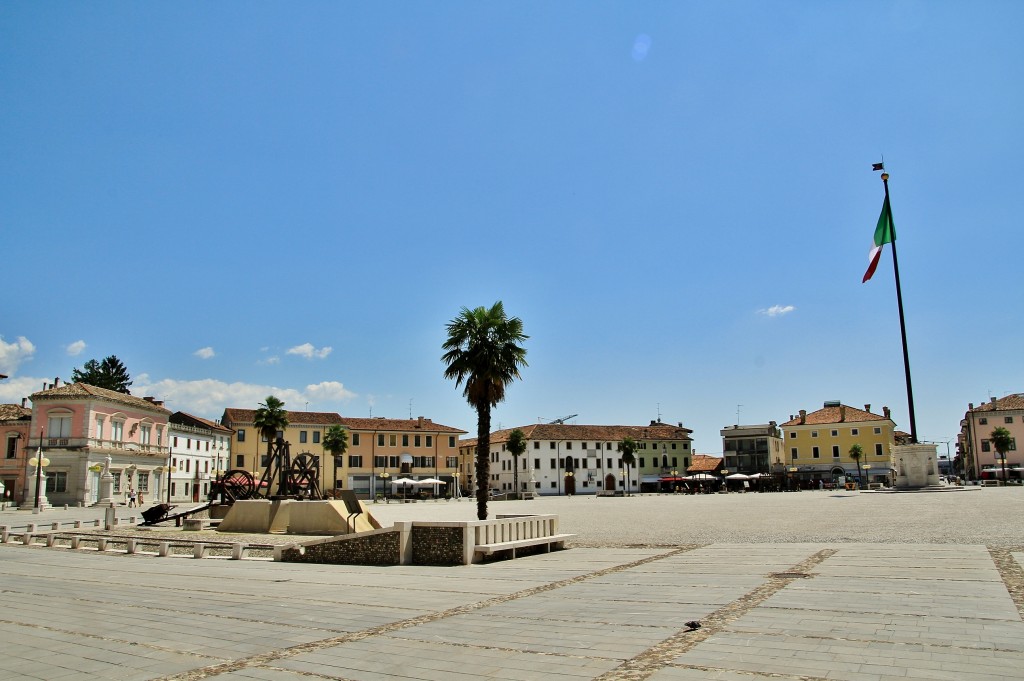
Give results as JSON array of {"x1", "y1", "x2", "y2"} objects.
[
  {"x1": 170, "y1": 411, "x2": 233, "y2": 433},
  {"x1": 969, "y1": 394, "x2": 1024, "y2": 412},
  {"x1": 30, "y1": 382, "x2": 171, "y2": 414},
  {"x1": 688, "y1": 454, "x2": 723, "y2": 473},
  {"x1": 460, "y1": 422, "x2": 694, "y2": 448},
  {"x1": 780, "y1": 404, "x2": 889, "y2": 427},
  {"x1": 220, "y1": 408, "x2": 465, "y2": 434},
  {"x1": 0, "y1": 404, "x2": 31, "y2": 421},
  {"x1": 221, "y1": 408, "x2": 342, "y2": 426}
]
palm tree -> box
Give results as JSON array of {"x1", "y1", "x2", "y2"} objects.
[
  {"x1": 323, "y1": 425, "x2": 349, "y2": 496},
  {"x1": 507, "y1": 429, "x2": 527, "y2": 499},
  {"x1": 618, "y1": 437, "x2": 638, "y2": 496},
  {"x1": 849, "y1": 444, "x2": 865, "y2": 489},
  {"x1": 253, "y1": 396, "x2": 288, "y2": 473},
  {"x1": 442, "y1": 301, "x2": 528, "y2": 520},
  {"x1": 991, "y1": 427, "x2": 1013, "y2": 484}
]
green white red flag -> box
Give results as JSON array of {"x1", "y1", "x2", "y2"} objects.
[{"x1": 862, "y1": 195, "x2": 895, "y2": 283}]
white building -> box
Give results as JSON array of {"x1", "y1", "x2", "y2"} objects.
[{"x1": 165, "y1": 412, "x2": 233, "y2": 505}]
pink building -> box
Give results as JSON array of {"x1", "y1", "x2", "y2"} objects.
[
  {"x1": 28, "y1": 381, "x2": 171, "y2": 506},
  {"x1": 0, "y1": 401, "x2": 32, "y2": 505},
  {"x1": 959, "y1": 394, "x2": 1023, "y2": 480}
]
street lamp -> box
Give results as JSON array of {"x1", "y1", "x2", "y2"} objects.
[
  {"x1": 378, "y1": 471, "x2": 390, "y2": 503},
  {"x1": 863, "y1": 463, "x2": 872, "y2": 488},
  {"x1": 30, "y1": 453, "x2": 50, "y2": 510},
  {"x1": 621, "y1": 468, "x2": 628, "y2": 496},
  {"x1": 564, "y1": 470, "x2": 574, "y2": 496},
  {"x1": 788, "y1": 466, "x2": 798, "y2": 491}
]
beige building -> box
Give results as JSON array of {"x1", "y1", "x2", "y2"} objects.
[
  {"x1": 720, "y1": 422, "x2": 784, "y2": 475},
  {"x1": 220, "y1": 409, "x2": 465, "y2": 499},
  {"x1": 780, "y1": 401, "x2": 896, "y2": 486}
]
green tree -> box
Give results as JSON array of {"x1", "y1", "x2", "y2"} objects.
[
  {"x1": 849, "y1": 443, "x2": 865, "y2": 489},
  {"x1": 253, "y1": 396, "x2": 289, "y2": 472},
  {"x1": 991, "y1": 427, "x2": 1014, "y2": 484},
  {"x1": 71, "y1": 355, "x2": 133, "y2": 393},
  {"x1": 618, "y1": 437, "x2": 638, "y2": 496},
  {"x1": 507, "y1": 428, "x2": 527, "y2": 498},
  {"x1": 323, "y1": 425, "x2": 349, "y2": 496},
  {"x1": 442, "y1": 301, "x2": 528, "y2": 520}
]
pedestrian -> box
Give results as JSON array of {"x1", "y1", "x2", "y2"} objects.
[
  {"x1": 128, "y1": 488, "x2": 137, "y2": 508},
  {"x1": 818, "y1": 479, "x2": 824, "y2": 490},
  {"x1": 138, "y1": 491, "x2": 144, "y2": 505}
]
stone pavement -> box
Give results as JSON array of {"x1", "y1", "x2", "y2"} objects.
[{"x1": 2, "y1": 537, "x2": 1024, "y2": 680}]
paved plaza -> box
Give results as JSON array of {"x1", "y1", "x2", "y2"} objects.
[{"x1": 1, "y1": 489, "x2": 1023, "y2": 681}]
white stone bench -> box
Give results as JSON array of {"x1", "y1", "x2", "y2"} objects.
[{"x1": 470, "y1": 514, "x2": 575, "y2": 563}]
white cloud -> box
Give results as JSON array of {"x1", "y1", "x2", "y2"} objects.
[
  {"x1": 0, "y1": 375, "x2": 46, "y2": 403},
  {"x1": 758, "y1": 305, "x2": 795, "y2": 318},
  {"x1": 131, "y1": 377, "x2": 356, "y2": 419},
  {"x1": 304, "y1": 381, "x2": 357, "y2": 402},
  {"x1": 66, "y1": 340, "x2": 87, "y2": 356},
  {"x1": 0, "y1": 336, "x2": 36, "y2": 374},
  {"x1": 286, "y1": 343, "x2": 333, "y2": 360},
  {"x1": 194, "y1": 347, "x2": 215, "y2": 360},
  {"x1": 258, "y1": 356, "x2": 280, "y2": 365}
]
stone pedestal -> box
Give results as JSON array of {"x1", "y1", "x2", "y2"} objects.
[
  {"x1": 27, "y1": 471, "x2": 49, "y2": 511},
  {"x1": 894, "y1": 443, "x2": 941, "y2": 489},
  {"x1": 94, "y1": 472, "x2": 116, "y2": 507}
]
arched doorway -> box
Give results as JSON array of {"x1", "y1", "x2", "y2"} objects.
[{"x1": 605, "y1": 473, "x2": 616, "y2": 491}]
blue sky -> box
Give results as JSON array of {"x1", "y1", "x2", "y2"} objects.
[{"x1": 2, "y1": 2, "x2": 1021, "y2": 455}]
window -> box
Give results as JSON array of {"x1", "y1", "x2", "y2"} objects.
[
  {"x1": 95, "y1": 417, "x2": 104, "y2": 441},
  {"x1": 812, "y1": 447, "x2": 820, "y2": 459},
  {"x1": 390, "y1": 434, "x2": 397, "y2": 447},
  {"x1": 378, "y1": 434, "x2": 385, "y2": 447},
  {"x1": 550, "y1": 442, "x2": 556, "y2": 449},
  {"x1": 533, "y1": 441, "x2": 540, "y2": 449},
  {"x1": 137, "y1": 473, "x2": 149, "y2": 492},
  {"x1": 238, "y1": 429, "x2": 246, "y2": 442},
  {"x1": 47, "y1": 412, "x2": 72, "y2": 439},
  {"x1": 111, "y1": 419, "x2": 124, "y2": 442},
  {"x1": 550, "y1": 458, "x2": 556, "y2": 469},
  {"x1": 981, "y1": 440, "x2": 991, "y2": 452},
  {"x1": 348, "y1": 455, "x2": 362, "y2": 467},
  {"x1": 113, "y1": 473, "x2": 121, "y2": 493},
  {"x1": 875, "y1": 443, "x2": 883, "y2": 456},
  {"x1": 426, "y1": 436, "x2": 432, "y2": 447},
  {"x1": 173, "y1": 436, "x2": 179, "y2": 447},
  {"x1": 831, "y1": 430, "x2": 838, "y2": 437},
  {"x1": 566, "y1": 442, "x2": 572, "y2": 450},
  {"x1": 313, "y1": 431, "x2": 320, "y2": 444},
  {"x1": 45, "y1": 471, "x2": 67, "y2": 493},
  {"x1": 448, "y1": 436, "x2": 456, "y2": 447},
  {"x1": 374, "y1": 455, "x2": 386, "y2": 467},
  {"x1": 581, "y1": 442, "x2": 588, "y2": 450},
  {"x1": 6, "y1": 435, "x2": 17, "y2": 459},
  {"x1": 186, "y1": 438, "x2": 191, "y2": 449},
  {"x1": 874, "y1": 427, "x2": 881, "y2": 434},
  {"x1": 402, "y1": 434, "x2": 409, "y2": 447},
  {"x1": 639, "y1": 458, "x2": 645, "y2": 467},
  {"x1": 414, "y1": 435, "x2": 421, "y2": 447},
  {"x1": 1006, "y1": 417, "x2": 1014, "y2": 424},
  {"x1": 299, "y1": 431, "x2": 307, "y2": 443},
  {"x1": 979, "y1": 417, "x2": 988, "y2": 425},
  {"x1": 811, "y1": 431, "x2": 818, "y2": 438},
  {"x1": 791, "y1": 447, "x2": 798, "y2": 460},
  {"x1": 851, "y1": 428, "x2": 859, "y2": 436},
  {"x1": 832, "y1": 446, "x2": 840, "y2": 458},
  {"x1": 789, "y1": 432, "x2": 796, "y2": 439},
  {"x1": 235, "y1": 454, "x2": 244, "y2": 467},
  {"x1": 140, "y1": 425, "x2": 151, "y2": 446},
  {"x1": 352, "y1": 433, "x2": 360, "y2": 446}
]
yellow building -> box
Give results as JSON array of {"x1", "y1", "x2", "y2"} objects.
[
  {"x1": 220, "y1": 409, "x2": 465, "y2": 499},
  {"x1": 780, "y1": 401, "x2": 895, "y2": 487}
]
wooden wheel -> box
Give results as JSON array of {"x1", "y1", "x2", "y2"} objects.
[
  {"x1": 221, "y1": 469, "x2": 256, "y2": 501},
  {"x1": 288, "y1": 453, "x2": 320, "y2": 496}
]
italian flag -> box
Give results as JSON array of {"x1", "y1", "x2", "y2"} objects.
[{"x1": 862, "y1": 195, "x2": 895, "y2": 283}]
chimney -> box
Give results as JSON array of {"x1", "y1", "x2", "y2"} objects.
[
  {"x1": 991, "y1": 397, "x2": 997, "y2": 404},
  {"x1": 864, "y1": 404, "x2": 870, "y2": 413},
  {"x1": 799, "y1": 409, "x2": 806, "y2": 425},
  {"x1": 54, "y1": 377, "x2": 61, "y2": 387},
  {"x1": 21, "y1": 398, "x2": 27, "y2": 408},
  {"x1": 969, "y1": 402, "x2": 974, "y2": 410},
  {"x1": 839, "y1": 405, "x2": 846, "y2": 422},
  {"x1": 417, "y1": 416, "x2": 424, "y2": 428},
  {"x1": 883, "y1": 406, "x2": 891, "y2": 419}
]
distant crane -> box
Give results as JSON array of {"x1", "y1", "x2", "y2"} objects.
[{"x1": 548, "y1": 414, "x2": 578, "y2": 425}]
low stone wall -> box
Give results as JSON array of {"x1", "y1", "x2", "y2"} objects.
[
  {"x1": 411, "y1": 525, "x2": 465, "y2": 565},
  {"x1": 277, "y1": 527, "x2": 401, "y2": 566}
]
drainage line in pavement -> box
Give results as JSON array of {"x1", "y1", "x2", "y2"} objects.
[{"x1": 591, "y1": 548, "x2": 837, "y2": 681}]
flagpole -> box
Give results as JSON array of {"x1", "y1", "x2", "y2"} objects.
[{"x1": 881, "y1": 172, "x2": 918, "y2": 444}]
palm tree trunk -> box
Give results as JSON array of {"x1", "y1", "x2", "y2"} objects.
[{"x1": 475, "y1": 404, "x2": 491, "y2": 520}]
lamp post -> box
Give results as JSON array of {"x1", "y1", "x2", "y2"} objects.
[
  {"x1": 564, "y1": 470, "x2": 574, "y2": 496},
  {"x1": 30, "y1": 452, "x2": 50, "y2": 510},
  {"x1": 670, "y1": 469, "x2": 679, "y2": 493},
  {"x1": 863, "y1": 463, "x2": 872, "y2": 488},
  {"x1": 378, "y1": 471, "x2": 390, "y2": 503},
  {"x1": 721, "y1": 469, "x2": 729, "y2": 493},
  {"x1": 788, "y1": 466, "x2": 798, "y2": 491},
  {"x1": 621, "y1": 468, "x2": 628, "y2": 496}
]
